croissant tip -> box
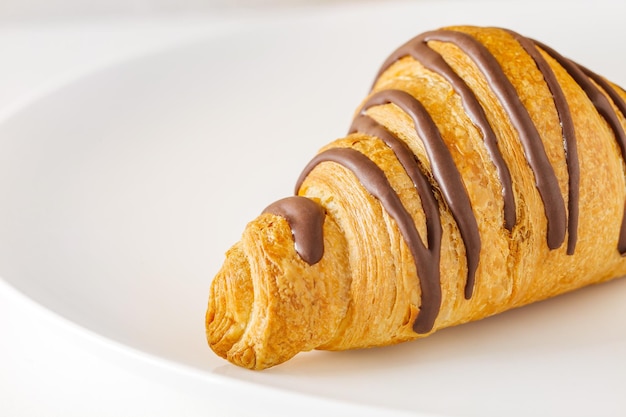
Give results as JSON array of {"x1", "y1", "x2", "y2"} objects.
[{"x1": 205, "y1": 244, "x2": 255, "y2": 366}]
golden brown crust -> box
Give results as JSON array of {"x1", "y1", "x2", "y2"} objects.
[
  {"x1": 206, "y1": 26, "x2": 626, "y2": 369},
  {"x1": 207, "y1": 213, "x2": 351, "y2": 369}
]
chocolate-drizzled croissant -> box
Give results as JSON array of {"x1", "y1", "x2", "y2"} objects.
[{"x1": 206, "y1": 26, "x2": 626, "y2": 370}]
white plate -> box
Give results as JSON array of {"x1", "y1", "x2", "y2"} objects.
[{"x1": 1, "y1": 1, "x2": 626, "y2": 416}]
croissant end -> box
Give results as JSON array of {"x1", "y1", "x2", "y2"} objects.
[{"x1": 206, "y1": 212, "x2": 351, "y2": 369}]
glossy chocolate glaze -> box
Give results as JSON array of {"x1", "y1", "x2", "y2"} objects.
[
  {"x1": 348, "y1": 115, "x2": 443, "y2": 331},
  {"x1": 296, "y1": 147, "x2": 442, "y2": 332},
  {"x1": 507, "y1": 31, "x2": 580, "y2": 255},
  {"x1": 356, "y1": 89, "x2": 480, "y2": 300},
  {"x1": 263, "y1": 196, "x2": 326, "y2": 265},
  {"x1": 349, "y1": 114, "x2": 441, "y2": 250},
  {"x1": 534, "y1": 40, "x2": 626, "y2": 255},
  {"x1": 266, "y1": 27, "x2": 626, "y2": 333},
  {"x1": 380, "y1": 29, "x2": 567, "y2": 250},
  {"x1": 576, "y1": 69, "x2": 626, "y2": 254},
  {"x1": 377, "y1": 32, "x2": 517, "y2": 232}
]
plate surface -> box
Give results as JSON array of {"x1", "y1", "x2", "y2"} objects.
[{"x1": 1, "y1": 1, "x2": 626, "y2": 416}]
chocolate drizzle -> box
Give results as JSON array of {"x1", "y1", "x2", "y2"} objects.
[
  {"x1": 270, "y1": 27, "x2": 626, "y2": 333},
  {"x1": 377, "y1": 33, "x2": 516, "y2": 231},
  {"x1": 349, "y1": 114, "x2": 441, "y2": 249},
  {"x1": 576, "y1": 69, "x2": 626, "y2": 254},
  {"x1": 533, "y1": 40, "x2": 626, "y2": 255},
  {"x1": 379, "y1": 29, "x2": 567, "y2": 250},
  {"x1": 263, "y1": 196, "x2": 326, "y2": 265},
  {"x1": 507, "y1": 31, "x2": 580, "y2": 255},
  {"x1": 356, "y1": 90, "x2": 480, "y2": 300},
  {"x1": 296, "y1": 147, "x2": 442, "y2": 332}
]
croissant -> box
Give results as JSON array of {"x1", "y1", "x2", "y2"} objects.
[{"x1": 205, "y1": 25, "x2": 626, "y2": 370}]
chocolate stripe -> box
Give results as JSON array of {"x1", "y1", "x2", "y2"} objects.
[
  {"x1": 286, "y1": 27, "x2": 626, "y2": 336},
  {"x1": 263, "y1": 196, "x2": 326, "y2": 265},
  {"x1": 349, "y1": 115, "x2": 442, "y2": 332},
  {"x1": 377, "y1": 33, "x2": 516, "y2": 231},
  {"x1": 349, "y1": 114, "x2": 441, "y2": 249},
  {"x1": 506, "y1": 31, "x2": 580, "y2": 255},
  {"x1": 296, "y1": 147, "x2": 441, "y2": 333},
  {"x1": 358, "y1": 89, "x2": 480, "y2": 299},
  {"x1": 577, "y1": 66, "x2": 626, "y2": 254},
  {"x1": 381, "y1": 29, "x2": 567, "y2": 250},
  {"x1": 535, "y1": 41, "x2": 626, "y2": 255}
]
